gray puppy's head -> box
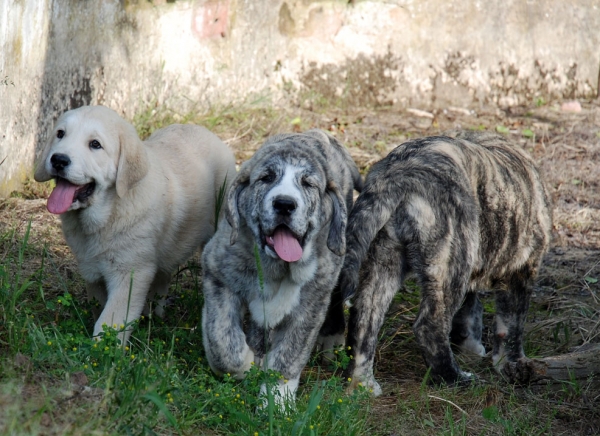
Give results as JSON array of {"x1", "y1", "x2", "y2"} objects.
[{"x1": 226, "y1": 132, "x2": 347, "y2": 262}]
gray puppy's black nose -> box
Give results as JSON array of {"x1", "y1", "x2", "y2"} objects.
[
  {"x1": 51, "y1": 153, "x2": 71, "y2": 171},
  {"x1": 273, "y1": 197, "x2": 297, "y2": 216}
]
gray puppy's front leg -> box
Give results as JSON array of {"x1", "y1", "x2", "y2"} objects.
[{"x1": 202, "y1": 274, "x2": 255, "y2": 379}]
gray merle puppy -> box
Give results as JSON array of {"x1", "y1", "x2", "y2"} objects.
[
  {"x1": 202, "y1": 130, "x2": 362, "y2": 405},
  {"x1": 339, "y1": 131, "x2": 552, "y2": 394}
]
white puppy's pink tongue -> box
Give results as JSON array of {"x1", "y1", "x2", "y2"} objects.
[
  {"x1": 272, "y1": 227, "x2": 303, "y2": 262},
  {"x1": 47, "y1": 179, "x2": 78, "y2": 214}
]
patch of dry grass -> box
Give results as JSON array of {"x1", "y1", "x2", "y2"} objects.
[{"x1": 1, "y1": 98, "x2": 599, "y2": 434}]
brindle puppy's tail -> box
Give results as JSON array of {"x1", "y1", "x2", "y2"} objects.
[
  {"x1": 350, "y1": 163, "x2": 364, "y2": 193},
  {"x1": 339, "y1": 166, "x2": 402, "y2": 303}
]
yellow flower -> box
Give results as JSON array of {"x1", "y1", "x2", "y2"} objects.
[
  {"x1": 83, "y1": 365, "x2": 88, "y2": 369},
  {"x1": 347, "y1": 346, "x2": 351, "y2": 350},
  {"x1": 57, "y1": 299, "x2": 62, "y2": 304},
  {"x1": 219, "y1": 415, "x2": 223, "y2": 419},
  {"x1": 337, "y1": 399, "x2": 343, "y2": 403},
  {"x1": 310, "y1": 425, "x2": 314, "y2": 430},
  {"x1": 113, "y1": 324, "x2": 117, "y2": 329},
  {"x1": 130, "y1": 354, "x2": 135, "y2": 359},
  {"x1": 93, "y1": 344, "x2": 98, "y2": 348},
  {"x1": 347, "y1": 377, "x2": 352, "y2": 382},
  {"x1": 47, "y1": 341, "x2": 52, "y2": 346},
  {"x1": 72, "y1": 347, "x2": 77, "y2": 352},
  {"x1": 125, "y1": 346, "x2": 130, "y2": 351},
  {"x1": 104, "y1": 346, "x2": 109, "y2": 351},
  {"x1": 316, "y1": 405, "x2": 320, "y2": 410}
]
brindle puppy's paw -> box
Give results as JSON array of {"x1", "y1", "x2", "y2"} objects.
[
  {"x1": 346, "y1": 375, "x2": 383, "y2": 397},
  {"x1": 500, "y1": 357, "x2": 546, "y2": 384}
]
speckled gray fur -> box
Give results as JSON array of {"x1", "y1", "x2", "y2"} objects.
[
  {"x1": 339, "y1": 131, "x2": 552, "y2": 391},
  {"x1": 201, "y1": 130, "x2": 362, "y2": 403}
]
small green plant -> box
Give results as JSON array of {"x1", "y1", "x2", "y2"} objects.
[
  {"x1": 1, "y1": 73, "x2": 14, "y2": 86},
  {"x1": 214, "y1": 176, "x2": 228, "y2": 231},
  {"x1": 522, "y1": 128, "x2": 535, "y2": 139}
]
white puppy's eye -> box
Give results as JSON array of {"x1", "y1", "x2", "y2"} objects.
[
  {"x1": 89, "y1": 140, "x2": 102, "y2": 150},
  {"x1": 57, "y1": 130, "x2": 65, "y2": 139}
]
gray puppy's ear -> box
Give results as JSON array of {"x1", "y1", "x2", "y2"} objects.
[
  {"x1": 116, "y1": 122, "x2": 149, "y2": 198},
  {"x1": 326, "y1": 180, "x2": 348, "y2": 256},
  {"x1": 225, "y1": 167, "x2": 250, "y2": 245}
]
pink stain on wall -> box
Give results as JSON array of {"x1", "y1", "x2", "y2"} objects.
[{"x1": 193, "y1": 0, "x2": 230, "y2": 39}]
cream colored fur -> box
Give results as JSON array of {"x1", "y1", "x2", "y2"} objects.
[{"x1": 34, "y1": 105, "x2": 236, "y2": 343}]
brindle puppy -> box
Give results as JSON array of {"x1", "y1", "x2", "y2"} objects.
[{"x1": 340, "y1": 131, "x2": 552, "y2": 393}]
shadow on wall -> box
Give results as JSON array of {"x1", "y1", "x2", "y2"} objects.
[{"x1": 34, "y1": 1, "x2": 137, "y2": 163}]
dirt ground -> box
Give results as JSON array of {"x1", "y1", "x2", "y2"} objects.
[{"x1": 1, "y1": 99, "x2": 599, "y2": 434}]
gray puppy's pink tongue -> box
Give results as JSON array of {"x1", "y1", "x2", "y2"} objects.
[
  {"x1": 272, "y1": 227, "x2": 303, "y2": 262},
  {"x1": 47, "y1": 178, "x2": 79, "y2": 214}
]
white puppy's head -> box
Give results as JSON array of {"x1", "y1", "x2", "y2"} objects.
[
  {"x1": 34, "y1": 105, "x2": 149, "y2": 214},
  {"x1": 226, "y1": 133, "x2": 347, "y2": 262}
]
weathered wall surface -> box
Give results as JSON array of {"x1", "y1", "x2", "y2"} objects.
[{"x1": 1, "y1": 0, "x2": 599, "y2": 196}]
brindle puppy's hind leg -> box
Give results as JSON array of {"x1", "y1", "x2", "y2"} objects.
[
  {"x1": 412, "y1": 259, "x2": 473, "y2": 385},
  {"x1": 492, "y1": 266, "x2": 534, "y2": 374},
  {"x1": 450, "y1": 291, "x2": 486, "y2": 357},
  {"x1": 346, "y1": 228, "x2": 404, "y2": 396}
]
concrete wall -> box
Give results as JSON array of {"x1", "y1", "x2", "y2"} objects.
[{"x1": 1, "y1": 0, "x2": 599, "y2": 196}]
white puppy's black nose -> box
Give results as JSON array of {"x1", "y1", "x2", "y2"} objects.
[
  {"x1": 51, "y1": 153, "x2": 71, "y2": 171},
  {"x1": 273, "y1": 197, "x2": 297, "y2": 216}
]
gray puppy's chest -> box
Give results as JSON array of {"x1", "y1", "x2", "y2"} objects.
[{"x1": 247, "y1": 256, "x2": 318, "y2": 328}]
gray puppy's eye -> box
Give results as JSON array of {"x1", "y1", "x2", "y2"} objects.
[
  {"x1": 302, "y1": 177, "x2": 316, "y2": 188},
  {"x1": 260, "y1": 172, "x2": 275, "y2": 183},
  {"x1": 89, "y1": 139, "x2": 102, "y2": 150},
  {"x1": 57, "y1": 130, "x2": 65, "y2": 139}
]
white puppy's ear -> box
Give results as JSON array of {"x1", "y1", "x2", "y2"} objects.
[
  {"x1": 116, "y1": 123, "x2": 149, "y2": 198},
  {"x1": 34, "y1": 129, "x2": 57, "y2": 182},
  {"x1": 326, "y1": 180, "x2": 348, "y2": 257},
  {"x1": 225, "y1": 168, "x2": 250, "y2": 245}
]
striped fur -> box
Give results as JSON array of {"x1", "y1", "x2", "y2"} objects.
[{"x1": 340, "y1": 131, "x2": 552, "y2": 392}]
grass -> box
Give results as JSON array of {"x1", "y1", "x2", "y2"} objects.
[
  {"x1": 0, "y1": 221, "x2": 372, "y2": 435},
  {"x1": 1, "y1": 100, "x2": 599, "y2": 434}
]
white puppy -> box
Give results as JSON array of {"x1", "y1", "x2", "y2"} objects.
[{"x1": 34, "y1": 105, "x2": 236, "y2": 343}]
